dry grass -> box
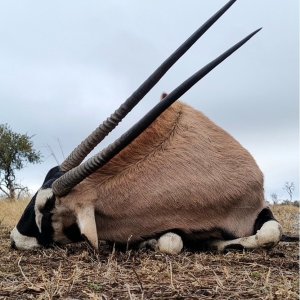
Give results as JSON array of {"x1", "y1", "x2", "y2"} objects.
[
  {"x1": 0, "y1": 200, "x2": 298, "y2": 299},
  {"x1": 0, "y1": 199, "x2": 30, "y2": 227}
]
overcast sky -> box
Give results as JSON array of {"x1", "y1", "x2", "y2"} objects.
[{"x1": 0, "y1": 0, "x2": 298, "y2": 201}]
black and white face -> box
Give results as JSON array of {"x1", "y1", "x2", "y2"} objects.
[{"x1": 10, "y1": 166, "x2": 82, "y2": 250}]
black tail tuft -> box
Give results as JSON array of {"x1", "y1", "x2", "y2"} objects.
[{"x1": 253, "y1": 208, "x2": 276, "y2": 233}]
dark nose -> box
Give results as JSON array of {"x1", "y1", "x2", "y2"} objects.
[{"x1": 11, "y1": 240, "x2": 16, "y2": 249}]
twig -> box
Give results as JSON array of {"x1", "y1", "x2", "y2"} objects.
[
  {"x1": 169, "y1": 261, "x2": 175, "y2": 289},
  {"x1": 126, "y1": 234, "x2": 133, "y2": 251},
  {"x1": 126, "y1": 284, "x2": 134, "y2": 300},
  {"x1": 46, "y1": 144, "x2": 59, "y2": 165},
  {"x1": 212, "y1": 270, "x2": 224, "y2": 289},
  {"x1": 57, "y1": 138, "x2": 65, "y2": 160},
  {"x1": 264, "y1": 267, "x2": 271, "y2": 287},
  {"x1": 132, "y1": 266, "x2": 144, "y2": 294},
  {"x1": 18, "y1": 257, "x2": 33, "y2": 286}
]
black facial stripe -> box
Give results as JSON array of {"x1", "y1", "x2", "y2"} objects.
[
  {"x1": 34, "y1": 169, "x2": 64, "y2": 246},
  {"x1": 40, "y1": 195, "x2": 56, "y2": 213},
  {"x1": 38, "y1": 211, "x2": 54, "y2": 247},
  {"x1": 37, "y1": 194, "x2": 56, "y2": 247},
  {"x1": 17, "y1": 193, "x2": 40, "y2": 238}
]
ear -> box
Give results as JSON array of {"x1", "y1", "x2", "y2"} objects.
[
  {"x1": 160, "y1": 92, "x2": 168, "y2": 101},
  {"x1": 76, "y1": 206, "x2": 99, "y2": 250}
]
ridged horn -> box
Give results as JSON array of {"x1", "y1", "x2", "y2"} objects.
[
  {"x1": 59, "y1": 0, "x2": 238, "y2": 172},
  {"x1": 52, "y1": 28, "x2": 262, "y2": 197}
]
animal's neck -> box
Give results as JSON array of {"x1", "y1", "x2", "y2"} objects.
[{"x1": 91, "y1": 101, "x2": 184, "y2": 179}]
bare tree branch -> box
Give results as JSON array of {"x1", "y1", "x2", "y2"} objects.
[
  {"x1": 57, "y1": 138, "x2": 65, "y2": 160},
  {"x1": 46, "y1": 144, "x2": 59, "y2": 165},
  {"x1": 283, "y1": 182, "x2": 295, "y2": 202}
]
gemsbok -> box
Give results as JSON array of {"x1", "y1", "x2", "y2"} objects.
[{"x1": 11, "y1": 0, "x2": 283, "y2": 254}]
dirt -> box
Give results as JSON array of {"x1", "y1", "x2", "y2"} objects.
[{"x1": 0, "y1": 204, "x2": 298, "y2": 299}]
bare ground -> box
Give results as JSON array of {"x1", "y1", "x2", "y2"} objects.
[{"x1": 0, "y1": 202, "x2": 298, "y2": 300}]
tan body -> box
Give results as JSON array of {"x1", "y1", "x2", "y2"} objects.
[{"x1": 59, "y1": 101, "x2": 266, "y2": 246}]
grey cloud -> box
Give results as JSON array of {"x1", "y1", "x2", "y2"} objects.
[{"x1": 0, "y1": 0, "x2": 298, "y2": 199}]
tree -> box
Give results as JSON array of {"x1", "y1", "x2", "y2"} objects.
[
  {"x1": 270, "y1": 193, "x2": 279, "y2": 205},
  {"x1": 283, "y1": 181, "x2": 295, "y2": 202},
  {"x1": 0, "y1": 124, "x2": 41, "y2": 199}
]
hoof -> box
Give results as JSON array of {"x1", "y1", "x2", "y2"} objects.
[{"x1": 157, "y1": 232, "x2": 183, "y2": 254}]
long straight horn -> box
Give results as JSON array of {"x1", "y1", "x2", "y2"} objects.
[
  {"x1": 59, "y1": 0, "x2": 237, "y2": 172},
  {"x1": 52, "y1": 28, "x2": 261, "y2": 197}
]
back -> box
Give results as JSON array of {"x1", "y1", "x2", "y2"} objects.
[{"x1": 86, "y1": 102, "x2": 265, "y2": 243}]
